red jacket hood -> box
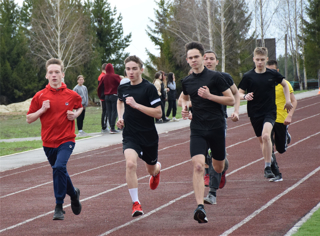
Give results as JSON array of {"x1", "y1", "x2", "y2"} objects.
[
  {"x1": 46, "y1": 82, "x2": 67, "y2": 92},
  {"x1": 105, "y1": 63, "x2": 115, "y2": 74}
]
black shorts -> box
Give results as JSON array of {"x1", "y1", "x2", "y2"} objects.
[
  {"x1": 123, "y1": 140, "x2": 158, "y2": 165},
  {"x1": 271, "y1": 122, "x2": 289, "y2": 154},
  {"x1": 190, "y1": 127, "x2": 226, "y2": 161},
  {"x1": 250, "y1": 116, "x2": 275, "y2": 137}
]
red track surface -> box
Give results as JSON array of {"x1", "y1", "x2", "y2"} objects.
[{"x1": 1, "y1": 96, "x2": 319, "y2": 236}]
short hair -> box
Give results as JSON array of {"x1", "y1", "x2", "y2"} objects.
[
  {"x1": 46, "y1": 58, "x2": 64, "y2": 72},
  {"x1": 77, "y1": 75, "x2": 84, "y2": 80},
  {"x1": 154, "y1": 72, "x2": 162, "y2": 79},
  {"x1": 124, "y1": 55, "x2": 143, "y2": 68},
  {"x1": 205, "y1": 50, "x2": 218, "y2": 60},
  {"x1": 101, "y1": 63, "x2": 107, "y2": 71},
  {"x1": 185, "y1": 41, "x2": 205, "y2": 56},
  {"x1": 267, "y1": 59, "x2": 278, "y2": 68},
  {"x1": 254, "y1": 47, "x2": 268, "y2": 57}
]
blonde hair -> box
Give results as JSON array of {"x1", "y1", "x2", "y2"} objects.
[
  {"x1": 77, "y1": 75, "x2": 84, "y2": 80},
  {"x1": 46, "y1": 58, "x2": 64, "y2": 72},
  {"x1": 254, "y1": 47, "x2": 268, "y2": 57}
]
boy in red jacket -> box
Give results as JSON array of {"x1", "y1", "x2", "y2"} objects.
[{"x1": 27, "y1": 58, "x2": 83, "y2": 220}]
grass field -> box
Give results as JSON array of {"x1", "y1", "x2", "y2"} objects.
[{"x1": 293, "y1": 206, "x2": 320, "y2": 235}]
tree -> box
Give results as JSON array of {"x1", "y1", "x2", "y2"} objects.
[
  {"x1": 86, "y1": 0, "x2": 131, "y2": 75},
  {"x1": 27, "y1": 0, "x2": 93, "y2": 74},
  {"x1": 303, "y1": 0, "x2": 320, "y2": 80},
  {"x1": 145, "y1": 0, "x2": 189, "y2": 92},
  {"x1": 0, "y1": 0, "x2": 41, "y2": 104}
]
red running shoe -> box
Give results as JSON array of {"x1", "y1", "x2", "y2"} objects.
[
  {"x1": 219, "y1": 171, "x2": 226, "y2": 189},
  {"x1": 132, "y1": 201, "x2": 144, "y2": 217},
  {"x1": 149, "y1": 162, "x2": 161, "y2": 190},
  {"x1": 204, "y1": 173, "x2": 210, "y2": 187}
]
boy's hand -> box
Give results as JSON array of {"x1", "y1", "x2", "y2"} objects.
[
  {"x1": 41, "y1": 100, "x2": 50, "y2": 112},
  {"x1": 67, "y1": 110, "x2": 76, "y2": 120},
  {"x1": 117, "y1": 119, "x2": 124, "y2": 129},
  {"x1": 231, "y1": 112, "x2": 239, "y2": 122},
  {"x1": 244, "y1": 92, "x2": 254, "y2": 101},
  {"x1": 125, "y1": 97, "x2": 138, "y2": 109},
  {"x1": 181, "y1": 106, "x2": 189, "y2": 120},
  {"x1": 284, "y1": 101, "x2": 293, "y2": 113},
  {"x1": 198, "y1": 86, "x2": 210, "y2": 99}
]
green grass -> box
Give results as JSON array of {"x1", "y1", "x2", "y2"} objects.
[
  {"x1": 0, "y1": 136, "x2": 90, "y2": 156},
  {"x1": 293, "y1": 208, "x2": 320, "y2": 236}
]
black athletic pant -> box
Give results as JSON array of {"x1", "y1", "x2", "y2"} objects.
[
  {"x1": 101, "y1": 100, "x2": 107, "y2": 130},
  {"x1": 105, "y1": 94, "x2": 118, "y2": 130},
  {"x1": 166, "y1": 99, "x2": 177, "y2": 117},
  {"x1": 76, "y1": 108, "x2": 85, "y2": 131},
  {"x1": 156, "y1": 99, "x2": 166, "y2": 122}
]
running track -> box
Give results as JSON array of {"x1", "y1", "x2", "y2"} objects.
[{"x1": 1, "y1": 95, "x2": 319, "y2": 236}]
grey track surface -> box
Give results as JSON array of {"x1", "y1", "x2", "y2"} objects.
[{"x1": 0, "y1": 89, "x2": 318, "y2": 172}]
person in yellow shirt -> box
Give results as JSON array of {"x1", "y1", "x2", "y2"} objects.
[{"x1": 266, "y1": 60, "x2": 298, "y2": 182}]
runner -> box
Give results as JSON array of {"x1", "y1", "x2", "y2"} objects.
[
  {"x1": 238, "y1": 47, "x2": 293, "y2": 179},
  {"x1": 116, "y1": 55, "x2": 162, "y2": 217},
  {"x1": 266, "y1": 60, "x2": 298, "y2": 182},
  {"x1": 26, "y1": 58, "x2": 82, "y2": 220},
  {"x1": 180, "y1": 42, "x2": 235, "y2": 223}
]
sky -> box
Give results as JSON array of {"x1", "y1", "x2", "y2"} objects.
[{"x1": 15, "y1": 0, "x2": 159, "y2": 63}]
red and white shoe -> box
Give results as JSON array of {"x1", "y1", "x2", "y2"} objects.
[
  {"x1": 149, "y1": 162, "x2": 161, "y2": 190},
  {"x1": 204, "y1": 173, "x2": 210, "y2": 187},
  {"x1": 132, "y1": 201, "x2": 144, "y2": 217},
  {"x1": 219, "y1": 171, "x2": 227, "y2": 189}
]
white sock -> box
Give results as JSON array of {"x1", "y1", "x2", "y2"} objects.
[
  {"x1": 129, "y1": 188, "x2": 139, "y2": 203},
  {"x1": 79, "y1": 130, "x2": 82, "y2": 132}
]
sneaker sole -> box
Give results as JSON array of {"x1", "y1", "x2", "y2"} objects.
[
  {"x1": 132, "y1": 210, "x2": 144, "y2": 217},
  {"x1": 194, "y1": 209, "x2": 208, "y2": 223},
  {"x1": 71, "y1": 188, "x2": 82, "y2": 215},
  {"x1": 269, "y1": 178, "x2": 283, "y2": 182},
  {"x1": 53, "y1": 214, "x2": 64, "y2": 220},
  {"x1": 204, "y1": 198, "x2": 216, "y2": 205},
  {"x1": 264, "y1": 173, "x2": 275, "y2": 178}
]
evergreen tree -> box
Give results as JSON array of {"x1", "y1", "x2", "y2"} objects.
[
  {"x1": 85, "y1": 0, "x2": 131, "y2": 75},
  {"x1": 145, "y1": 0, "x2": 189, "y2": 92},
  {"x1": 0, "y1": 0, "x2": 41, "y2": 104},
  {"x1": 303, "y1": 0, "x2": 320, "y2": 79}
]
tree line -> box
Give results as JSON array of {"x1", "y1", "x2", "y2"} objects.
[
  {"x1": 1, "y1": 0, "x2": 131, "y2": 104},
  {"x1": 144, "y1": 0, "x2": 319, "y2": 94},
  {"x1": 1, "y1": 0, "x2": 319, "y2": 104}
]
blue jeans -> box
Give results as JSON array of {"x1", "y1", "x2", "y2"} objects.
[{"x1": 44, "y1": 142, "x2": 76, "y2": 204}]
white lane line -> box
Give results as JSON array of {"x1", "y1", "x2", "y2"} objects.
[
  {"x1": 220, "y1": 166, "x2": 320, "y2": 236},
  {"x1": 0, "y1": 141, "x2": 190, "y2": 198},
  {"x1": 0, "y1": 160, "x2": 191, "y2": 233},
  {"x1": 284, "y1": 202, "x2": 320, "y2": 236},
  {"x1": 98, "y1": 191, "x2": 195, "y2": 236},
  {"x1": 295, "y1": 101, "x2": 320, "y2": 111},
  {"x1": 2, "y1": 132, "x2": 318, "y2": 234}
]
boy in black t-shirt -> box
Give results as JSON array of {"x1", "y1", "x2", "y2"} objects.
[
  {"x1": 202, "y1": 50, "x2": 240, "y2": 206},
  {"x1": 180, "y1": 42, "x2": 235, "y2": 224},
  {"x1": 238, "y1": 47, "x2": 293, "y2": 179},
  {"x1": 117, "y1": 56, "x2": 162, "y2": 217}
]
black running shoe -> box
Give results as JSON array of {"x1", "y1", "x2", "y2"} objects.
[
  {"x1": 287, "y1": 132, "x2": 291, "y2": 145},
  {"x1": 271, "y1": 153, "x2": 281, "y2": 176},
  {"x1": 194, "y1": 206, "x2": 208, "y2": 223},
  {"x1": 53, "y1": 204, "x2": 65, "y2": 220},
  {"x1": 71, "y1": 187, "x2": 82, "y2": 215},
  {"x1": 264, "y1": 166, "x2": 275, "y2": 179}
]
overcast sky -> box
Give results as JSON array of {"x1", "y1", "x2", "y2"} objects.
[{"x1": 15, "y1": 0, "x2": 159, "y2": 63}]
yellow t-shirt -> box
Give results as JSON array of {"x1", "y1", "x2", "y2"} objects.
[{"x1": 275, "y1": 80, "x2": 294, "y2": 123}]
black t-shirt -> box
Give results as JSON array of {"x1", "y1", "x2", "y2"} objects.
[
  {"x1": 238, "y1": 68, "x2": 284, "y2": 119},
  {"x1": 118, "y1": 79, "x2": 162, "y2": 146},
  {"x1": 220, "y1": 72, "x2": 234, "y2": 118},
  {"x1": 182, "y1": 67, "x2": 230, "y2": 130}
]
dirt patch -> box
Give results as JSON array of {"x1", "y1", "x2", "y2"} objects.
[{"x1": 0, "y1": 98, "x2": 32, "y2": 114}]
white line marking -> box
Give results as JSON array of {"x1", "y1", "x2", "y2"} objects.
[
  {"x1": 284, "y1": 202, "x2": 320, "y2": 236},
  {"x1": 2, "y1": 132, "x2": 319, "y2": 233},
  {"x1": 220, "y1": 166, "x2": 320, "y2": 236},
  {"x1": 99, "y1": 192, "x2": 195, "y2": 236}
]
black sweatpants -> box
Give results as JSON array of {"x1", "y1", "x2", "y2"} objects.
[{"x1": 76, "y1": 108, "x2": 86, "y2": 131}]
